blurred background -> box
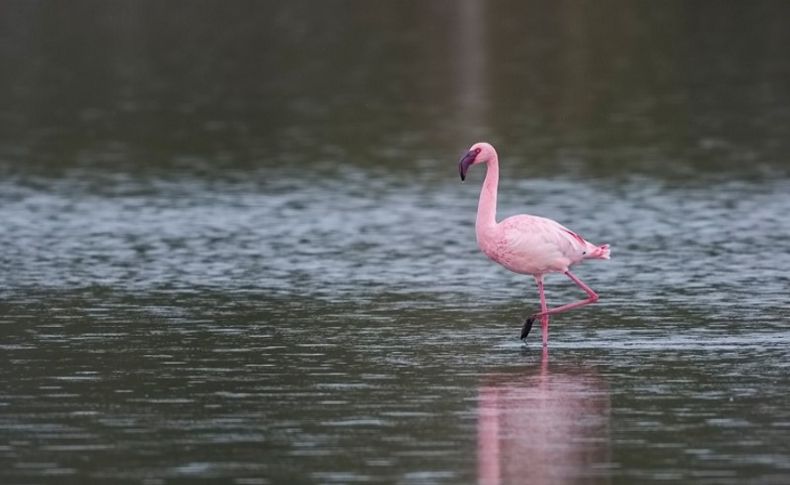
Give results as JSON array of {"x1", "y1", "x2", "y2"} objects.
[
  {"x1": 2, "y1": 0, "x2": 789, "y2": 178},
  {"x1": 1, "y1": 1, "x2": 789, "y2": 483}
]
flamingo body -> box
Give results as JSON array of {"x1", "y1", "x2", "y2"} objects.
[
  {"x1": 458, "y1": 142, "x2": 611, "y2": 346},
  {"x1": 479, "y1": 215, "x2": 610, "y2": 276}
]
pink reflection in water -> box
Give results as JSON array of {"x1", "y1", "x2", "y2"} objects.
[{"x1": 478, "y1": 349, "x2": 611, "y2": 485}]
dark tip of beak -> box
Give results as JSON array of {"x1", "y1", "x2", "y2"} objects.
[{"x1": 458, "y1": 151, "x2": 476, "y2": 182}]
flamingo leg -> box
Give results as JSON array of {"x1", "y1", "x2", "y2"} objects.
[
  {"x1": 538, "y1": 276, "x2": 550, "y2": 346},
  {"x1": 521, "y1": 275, "x2": 550, "y2": 344},
  {"x1": 533, "y1": 270, "x2": 599, "y2": 319}
]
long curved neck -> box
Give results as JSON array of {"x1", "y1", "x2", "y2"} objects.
[{"x1": 476, "y1": 155, "x2": 499, "y2": 234}]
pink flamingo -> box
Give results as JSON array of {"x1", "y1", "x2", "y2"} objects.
[{"x1": 458, "y1": 142, "x2": 611, "y2": 346}]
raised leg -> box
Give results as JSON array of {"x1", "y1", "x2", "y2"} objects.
[
  {"x1": 531, "y1": 270, "x2": 599, "y2": 320},
  {"x1": 520, "y1": 315, "x2": 534, "y2": 340}
]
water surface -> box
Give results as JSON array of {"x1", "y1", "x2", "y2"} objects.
[{"x1": 2, "y1": 1, "x2": 790, "y2": 483}]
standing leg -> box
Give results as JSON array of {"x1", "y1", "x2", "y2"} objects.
[
  {"x1": 537, "y1": 276, "x2": 549, "y2": 347},
  {"x1": 531, "y1": 270, "x2": 599, "y2": 320},
  {"x1": 521, "y1": 274, "x2": 549, "y2": 343}
]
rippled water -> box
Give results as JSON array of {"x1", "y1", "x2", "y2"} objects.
[
  {"x1": 2, "y1": 1, "x2": 790, "y2": 484},
  {"x1": 3, "y1": 168, "x2": 790, "y2": 483}
]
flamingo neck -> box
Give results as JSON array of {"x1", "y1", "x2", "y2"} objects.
[{"x1": 475, "y1": 155, "x2": 499, "y2": 236}]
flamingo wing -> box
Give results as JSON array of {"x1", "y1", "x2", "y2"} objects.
[{"x1": 498, "y1": 215, "x2": 590, "y2": 273}]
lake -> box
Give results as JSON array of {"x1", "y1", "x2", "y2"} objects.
[{"x1": 1, "y1": 1, "x2": 790, "y2": 483}]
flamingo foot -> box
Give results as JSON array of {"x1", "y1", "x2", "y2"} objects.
[{"x1": 520, "y1": 316, "x2": 536, "y2": 340}]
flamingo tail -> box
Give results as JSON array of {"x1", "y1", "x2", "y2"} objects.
[{"x1": 592, "y1": 244, "x2": 611, "y2": 260}]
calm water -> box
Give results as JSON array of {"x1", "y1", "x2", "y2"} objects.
[{"x1": 2, "y1": 2, "x2": 790, "y2": 484}]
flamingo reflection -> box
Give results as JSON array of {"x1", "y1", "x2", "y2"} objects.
[{"x1": 477, "y1": 349, "x2": 611, "y2": 484}]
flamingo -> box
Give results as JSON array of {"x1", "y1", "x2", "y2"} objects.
[{"x1": 458, "y1": 142, "x2": 611, "y2": 346}]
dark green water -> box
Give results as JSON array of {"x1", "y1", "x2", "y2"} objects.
[{"x1": 2, "y1": 2, "x2": 790, "y2": 483}]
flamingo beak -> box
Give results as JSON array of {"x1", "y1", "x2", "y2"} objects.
[{"x1": 458, "y1": 151, "x2": 476, "y2": 181}]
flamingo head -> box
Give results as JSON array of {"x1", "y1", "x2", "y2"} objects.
[{"x1": 458, "y1": 142, "x2": 495, "y2": 181}]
